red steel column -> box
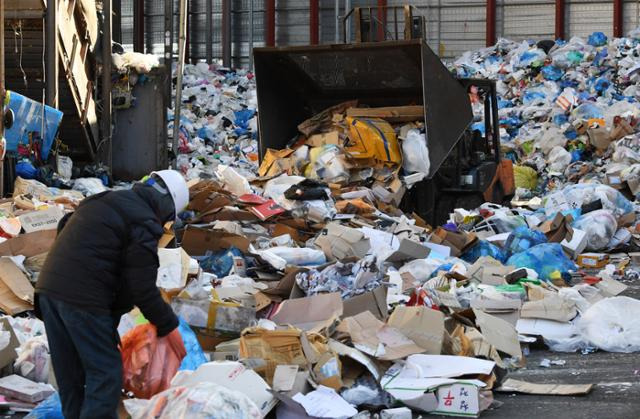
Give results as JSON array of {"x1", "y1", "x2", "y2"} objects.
[
  {"x1": 310, "y1": 0, "x2": 319, "y2": 45},
  {"x1": 377, "y1": 0, "x2": 387, "y2": 42},
  {"x1": 266, "y1": 0, "x2": 276, "y2": 46},
  {"x1": 613, "y1": 0, "x2": 623, "y2": 38},
  {"x1": 555, "y1": 0, "x2": 565, "y2": 40},
  {"x1": 486, "y1": 0, "x2": 496, "y2": 47}
]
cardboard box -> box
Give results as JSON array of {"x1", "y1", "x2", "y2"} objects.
[
  {"x1": 18, "y1": 207, "x2": 64, "y2": 233},
  {"x1": 343, "y1": 286, "x2": 388, "y2": 320},
  {"x1": 560, "y1": 227, "x2": 588, "y2": 258},
  {"x1": 387, "y1": 306, "x2": 445, "y2": 355},
  {"x1": 433, "y1": 383, "x2": 481, "y2": 418},
  {"x1": 339, "y1": 311, "x2": 424, "y2": 361},
  {"x1": 181, "y1": 227, "x2": 250, "y2": 255},
  {"x1": 520, "y1": 295, "x2": 577, "y2": 322},
  {"x1": 576, "y1": 253, "x2": 609, "y2": 269},
  {"x1": 271, "y1": 293, "x2": 343, "y2": 333},
  {"x1": 0, "y1": 375, "x2": 55, "y2": 403},
  {"x1": 315, "y1": 222, "x2": 370, "y2": 261}
]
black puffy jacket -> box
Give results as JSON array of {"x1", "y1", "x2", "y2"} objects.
[{"x1": 35, "y1": 185, "x2": 178, "y2": 336}]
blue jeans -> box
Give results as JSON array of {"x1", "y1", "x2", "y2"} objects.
[{"x1": 37, "y1": 294, "x2": 122, "y2": 419}]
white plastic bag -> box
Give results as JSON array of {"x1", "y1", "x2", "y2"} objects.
[
  {"x1": 402, "y1": 129, "x2": 430, "y2": 176},
  {"x1": 580, "y1": 296, "x2": 640, "y2": 353},
  {"x1": 547, "y1": 146, "x2": 572, "y2": 172},
  {"x1": 573, "y1": 209, "x2": 617, "y2": 251},
  {"x1": 72, "y1": 178, "x2": 107, "y2": 196}
]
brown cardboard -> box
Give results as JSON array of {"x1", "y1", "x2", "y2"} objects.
[
  {"x1": 587, "y1": 127, "x2": 612, "y2": 151},
  {"x1": 576, "y1": 253, "x2": 609, "y2": 268},
  {"x1": 467, "y1": 257, "x2": 513, "y2": 285},
  {"x1": 271, "y1": 293, "x2": 343, "y2": 333},
  {"x1": 181, "y1": 227, "x2": 250, "y2": 255},
  {"x1": 496, "y1": 378, "x2": 593, "y2": 396},
  {"x1": 0, "y1": 259, "x2": 34, "y2": 315},
  {"x1": 473, "y1": 309, "x2": 522, "y2": 359},
  {"x1": 520, "y1": 295, "x2": 577, "y2": 322},
  {"x1": 346, "y1": 105, "x2": 424, "y2": 123},
  {"x1": 239, "y1": 327, "x2": 311, "y2": 383},
  {"x1": 385, "y1": 239, "x2": 430, "y2": 263},
  {"x1": 340, "y1": 311, "x2": 424, "y2": 361},
  {"x1": 0, "y1": 230, "x2": 57, "y2": 257},
  {"x1": 343, "y1": 286, "x2": 388, "y2": 320},
  {"x1": 387, "y1": 306, "x2": 445, "y2": 354},
  {"x1": 262, "y1": 268, "x2": 307, "y2": 302},
  {"x1": 0, "y1": 318, "x2": 19, "y2": 369},
  {"x1": 306, "y1": 131, "x2": 340, "y2": 147},
  {"x1": 315, "y1": 222, "x2": 370, "y2": 261},
  {"x1": 312, "y1": 352, "x2": 343, "y2": 390}
]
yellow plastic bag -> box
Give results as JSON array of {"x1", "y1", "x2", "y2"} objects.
[
  {"x1": 345, "y1": 117, "x2": 402, "y2": 165},
  {"x1": 514, "y1": 165, "x2": 538, "y2": 190}
]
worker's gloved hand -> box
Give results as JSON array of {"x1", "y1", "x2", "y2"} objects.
[{"x1": 160, "y1": 327, "x2": 187, "y2": 359}]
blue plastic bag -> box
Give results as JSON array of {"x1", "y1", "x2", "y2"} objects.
[
  {"x1": 178, "y1": 317, "x2": 207, "y2": 371},
  {"x1": 16, "y1": 160, "x2": 38, "y2": 179},
  {"x1": 234, "y1": 109, "x2": 256, "y2": 130},
  {"x1": 195, "y1": 246, "x2": 244, "y2": 277},
  {"x1": 541, "y1": 66, "x2": 563, "y2": 81},
  {"x1": 504, "y1": 226, "x2": 547, "y2": 256},
  {"x1": 25, "y1": 393, "x2": 63, "y2": 419},
  {"x1": 506, "y1": 243, "x2": 577, "y2": 281},
  {"x1": 461, "y1": 241, "x2": 508, "y2": 264},
  {"x1": 588, "y1": 31, "x2": 608, "y2": 47}
]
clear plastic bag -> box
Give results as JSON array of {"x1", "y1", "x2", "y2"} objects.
[
  {"x1": 402, "y1": 129, "x2": 430, "y2": 176},
  {"x1": 124, "y1": 382, "x2": 261, "y2": 419},
  {"x1": 548, "y1": 146, "x2": 572, "y2": 172},
  {"x1": 120, "y1": 324, "x2": 186, "y2": 399},
  {"x1": 573, "y1": 209, "x2": 618, "y2": 251}
]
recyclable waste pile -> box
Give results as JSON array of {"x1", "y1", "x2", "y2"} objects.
[{"x1": 6, "y1": 32, "x2": 640, "y2": 418}]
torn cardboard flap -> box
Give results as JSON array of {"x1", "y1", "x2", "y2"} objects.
[
  {"x1": 520, "y1": 295, "x2": 578, "y2": 322},
  {"x1": 314, "y1": 222, "x2": 370, "y2": 261},
  {"x1": 0, "y1": 230, "x2": 57, "y2": 257},
  {"x1": 343, "y1": 286, "x2": 388, "y2": 320},
  {"x1": 328, "y1": 339, "x2": 380, "y2": 381},
  {"x1": 473, "y1": 309, "x2": 523, "y2": 359},
  {"x1": 496, "y1": 378, "x2": 593, "y2": 396},
  {"x1": 340, "y1": 310, "x2": 425, "y2": 361},
  {"x1": 0, "y1": 318, "x2": 19, "y2": 369},
  {"x1": 385, "y1": 239, "x2": 430, "y2": 263},
  {"x1": 271, "y1": 293, "x2": 343, "y2": 333},
  {"x1": 181, "y1": 227, "x2": 250, "y2": 255},
  {"x1": 0, "y1": 258, "x2": 34, "y2": 316},
  {"x1": 387, "y1": 306, "x2": 445, "y2": 355}
]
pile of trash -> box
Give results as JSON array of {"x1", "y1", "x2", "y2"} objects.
[
  {"x1": 452, "y1": 30, "x2": 640, "y2": 203},
  {"x1": 5, "y1": 31, "x2": 640, "y2": 418}
]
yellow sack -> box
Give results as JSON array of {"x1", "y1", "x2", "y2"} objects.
[
  {"x1": 345, "y1": 117, "x2": 402, "y2": 165},
  {"x1": 514, "y1": 165, "x2": 538, "y2": 190}
]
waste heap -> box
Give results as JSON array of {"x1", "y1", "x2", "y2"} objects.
[{"x1": 2, "y1": 31, "x2": 640, "y2": 417}]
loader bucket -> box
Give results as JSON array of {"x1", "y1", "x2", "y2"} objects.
[{"x1": 253, "y1": 39, "x2": 473, "y2": 178}]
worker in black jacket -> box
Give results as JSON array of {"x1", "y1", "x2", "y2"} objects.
[{"x1": 35, "y1": 170, "x2": 189, "y2": 419}]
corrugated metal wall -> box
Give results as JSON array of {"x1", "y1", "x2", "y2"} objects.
[{"x1": 118, "y1": 0, "x2": 640, "y2": 64}]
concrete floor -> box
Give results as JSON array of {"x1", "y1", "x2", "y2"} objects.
[{"x1": 436, "y1": 273, "x2": 640, "y2": 419}]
